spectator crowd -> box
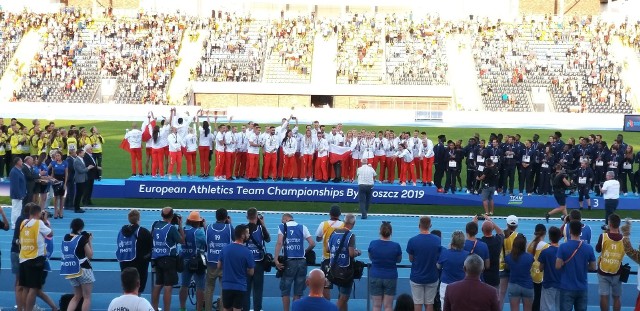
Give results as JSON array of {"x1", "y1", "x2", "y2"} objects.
[{"x1": 5, "y1": 201, "x2": 640, "y2": 311}]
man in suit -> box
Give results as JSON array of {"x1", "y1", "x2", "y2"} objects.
[
  {"x1": 9, "y1": 157, "x2": 26, "y2": 229},
  {"x1": 21, "y1": 156, "x2": 38, "y2": 207},
  {"x1": 443, "y1": 254, "x2": 500, "y2": 311},
  {"x1": 82, "y1": 145, "x2": 101, "y2": 206},
  {"x1": 64, "y1": 150, "x2": 77, "y2": 210},
  {"x1": 73, "y1": 149, "x2": 93, "y2": 213}
]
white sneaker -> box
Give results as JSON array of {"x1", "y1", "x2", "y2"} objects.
[
  {"x1": 466, "y1": 190, "x2": 470, "y2": 194},
  {"x1": 494, "y1": 191, "x2": 498, "y2": 195},
  {"x1": 168, "y1": 175, "x2": 172, "y2": 180},
  {"x1": 177, "y1": 175, "x2": 181, "y2": 180}
]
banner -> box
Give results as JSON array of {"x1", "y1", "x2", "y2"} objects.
[{"x1": 112, "y1": 179, "x2": 635, "y2": 209}]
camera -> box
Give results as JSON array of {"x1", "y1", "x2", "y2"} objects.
[
  {"x1": 258, "y1": 212, "x2": 263, "y2": 220},
  {"x1": 81, "y1": 231, "x2": 92, "y2": 237},
  {"x1": 171, "y1": 213, "x2": 182, "y2": 225},
  {"x1": 476, "y1": 214, "x2": 486, "y2": 221},
  {"x1": 42, "y1": 210, "x2": 53, "y2": 219}
]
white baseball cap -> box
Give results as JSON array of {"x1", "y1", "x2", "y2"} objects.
[{"x1": 506, "y1": 215, "x2": 518, "y2": 226}]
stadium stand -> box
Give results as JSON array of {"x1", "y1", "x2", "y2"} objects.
[
  {"x1": 98, "y1": 14, "x2": 186, "y2": 105},
  {"x1": 0, "y1": 13, "x2": 26, "y2": 82},
  {"x1": 262, "y1": 15, "x2": 314, "y2": 83},
  {"x1": 385, "y1": 15, "x2": 449, "y2": 86},
  {"x1": 195, "y1": 13, "x2": 268, "y2": 83},
  {"x1": 16, "y1": 11, "x2": 101, "y2": 103},
  {"x1": 335, "y1": 14, "x2": 385, "y2": 85},
  {"x1": 474, "y1": 16, "x2": 635, "y2": 113}
]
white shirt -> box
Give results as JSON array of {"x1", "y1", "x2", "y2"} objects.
[
  {"x1": 357, "y1": 164, "x2": 377, "y2": 185},
  {"x1": 275, "y1": 121, "x2": 289, "y2": 142},
  {"x1": 124, "y1": 129, "x2": 142, "y2": 149},
  {"x1": 264, "y1": 134, "x2": 279, "y2": 153},
  {"x1": 360, "y1": 138, "x2": 374, "y2": 159},
  {"x1": 601, "y1": 179, "x2": 620, "y2": 199},
  {"x1": 215, "y1": 132, "x2": 226, "y2": 152},
  {"x1": 172, "y1": 117, "x2": 191, "y2": 142},
  {"x1": 157, "y1": 125, "x2": 170, "y2": 148},
  {"x1": 198, "y1": 127, "x2": 213, "y2": 148},
  {"x1": 184, "y1": 133, "x2": 198, "y2": 152},
  {"x1": 282, "y1": 138, "x2": 297, "y2": 156},
  {"x1": 108, "y1": 294, "x2": 154, "y2": 311},
  {"x1": 317, "y1": 138, "x2": 329, "y2": 157},
  {"x1": 328, "y1": 132, "x2": 344, "y2": 146},
  {"x1": 247, "y1": 132, "x2": 261, "y2": 155},
  {"x1": 301, "y1": 136, "x2": 316, "y2": 155},
  {"x1": 374, "y1": 138, "x2": 389, "y2": 156},
  {"x1": 423, "y1": 138, "x2": 434, "y2": 158},
  {"x1": 224, "y1": 132, "x2": 236, "y2": 152},
  {"x1": 235, "y1": 132, "x2": 248, "y2": 152},
  {"x1": 395, "y1": 149, "x2": 414, "y2": 163},
  {"x1": 167, "y1": 133, "x2": 182, "y2": 152},
  {"x1": 409, "y1": 137, "x2": 423, "y2": 157}
]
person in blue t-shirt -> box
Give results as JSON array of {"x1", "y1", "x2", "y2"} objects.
[
  {"x1": 505, "y1": 234, "x2": 534, "y2": 311},
  {"x1": 368, "y1": 221, "x2": 402, "y2": 311},
  {"x1": 406, "y1": 216, "x2": 441, "y2": 311},
  {"x1": 556, "y1": 220, "x2": 596, "y2": 311},
  {"x1": 179, "y1": 211, "x2": 207, "y2": 311},
  {"x1": 218, "y1": 224, "x2": 255, "y2": 311},
  {"x1": 465, "y1": 220, "x2": 490, "y2": 270},
  {"x1": 561, "y1": 209, "x2": 592, "y2": 244},
  {"x1": 437, "y1": 230, "x2": 468, "y2": 302},
  {"x1": 538, "y1": 226, "x2": 562, "y2": 311},
  {"x1": 292, "y1": 269, "x2": 338, "y2": 311},
  {"x1": 151, "y1": 207, "x2": 185, "y2": 311}
]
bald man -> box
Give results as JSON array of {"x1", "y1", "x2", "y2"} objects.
[
  {"x1": 480, "y1": 217, "x2": 504, "y2": 290},
  {"x1": 292, "y1": 269, "x2": 338, "y2": 311}
]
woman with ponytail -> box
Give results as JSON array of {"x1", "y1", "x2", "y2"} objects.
[
  {"x1": 527, "y1": 224, "x2": 548, "y2": 311},
  {"x1": 151, "y1": 125, "x2": 164, "y2": 178}
]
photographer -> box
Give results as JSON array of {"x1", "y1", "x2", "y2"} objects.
[
  {"x1": 244, "y1": 208, "x2": 271, "y2": 311},
  {"x1": 205, "y1": 208, "x2": 233, "y2": 311},
  {"x1": 476, "y1": 158, "x2": 498, "y2": 216},
  {"x1": 545, "y1": 164, "x2": 571, "y2": 223},
  {"x1": 179, "y1": 211, "x2": 207, "y2": 311},
  {"x1": 61, "y1": 218, "x2": 94, "y2": 311},
  {"x1": 116, "y1": 209, "x2": 153, "y2": 294},
  {"x1": 575, "y1": 160, "x2": 594, "y2": 211},
  {"x1": 151, "y1": 207, "x2": 185, "y2": 311}
]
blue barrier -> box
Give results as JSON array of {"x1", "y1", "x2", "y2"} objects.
[{"x1": 2, "y1": 178, "x2": 639, "y2": 208}]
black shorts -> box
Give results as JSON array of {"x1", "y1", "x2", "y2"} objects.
[
  {"x1": 36, "y1": 183, "x2": 49, "y2": 194},
  {"x1": 554, "y1": 193, "x2": 567, "y2": 206},
  {"x1": 222, "y1": 290, "x2": 245, "y2": 309},
  {"x1": 154, "y1": 256, "x2": 178, "y2": 286},
  {"x1": 19, "y1": 256, "x2": 46, "y2": 289}
]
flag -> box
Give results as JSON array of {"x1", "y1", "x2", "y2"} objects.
[
  {"x1": 141, "y1": 120, "x2": 156, "y2": 142},
  {"x1": 119, "y1": 139, "x2": 130, "y2": 152},
  {"x1": 329, "y1": 145, "x2": 351, "y2": 164}
]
